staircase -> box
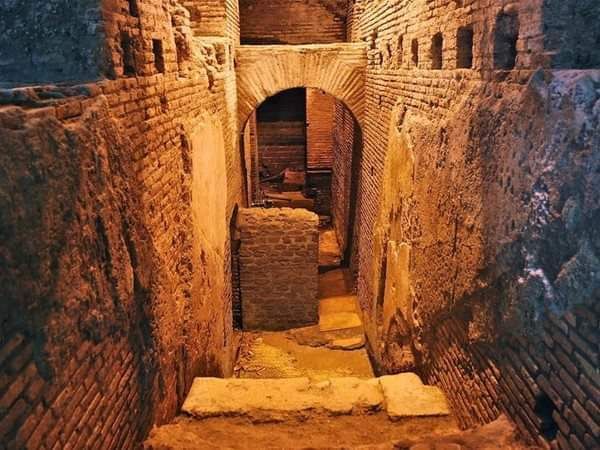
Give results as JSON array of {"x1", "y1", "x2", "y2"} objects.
[
  {"x1": 181, "y1": 373, "x2": 450, "y2": 422},
  {"x1": 144, "y1": 269, "x2": 532, "y2": 450}
]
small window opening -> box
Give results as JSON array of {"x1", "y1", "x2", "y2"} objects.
[
  {"x1": 534, "y1": 393, "x2": 558, "y2": 441},
  {"x1": 128, "y1": 0, "x2": 139, "y2": 17},
  {"x1": 121, "y1": 33, "x2": 136, "y2": 77},
  {"x1": 397, "y1": 35, "x2": 404, "y2": 66},
  {"x1": 411, "y1": 39, "x2": 419, "y2": 67},
  {"x1": 457, "y1": 26, "x2": 474, "y2": 68},
  {"x1": 431, "y1": 33, "x2": 443, "y2": 69},
  {"x1": 152, "y1": 39, "x2": 165, "y2": 74},
  {"x1": 494, "y1": 11, "x2": 519, "y2": 69}
]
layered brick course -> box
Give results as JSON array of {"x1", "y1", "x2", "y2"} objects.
[
  {"x1": 422, "y1": 305, "x2": 600, "y2": 449},
  {"x1": 307, "y1": 89, "x2": 336, "y2": 170},
  {"x1": 239, "y1": 0, "x2": 348, "y2": 45},
  {"x1": 1, "y1": 1, "x2": 599, "y2": 449},
  {"x1": 237, "y1": 208, "x2": 320, "y2": 331}
]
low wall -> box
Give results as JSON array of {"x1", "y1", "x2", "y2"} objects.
[{"x1": 237, "y1": 208, "x2": 319, "y2": 330}]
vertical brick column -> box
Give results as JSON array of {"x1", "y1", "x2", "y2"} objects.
[{"x1": 237, "y1": 208, "x2": 319, "y2": 330}]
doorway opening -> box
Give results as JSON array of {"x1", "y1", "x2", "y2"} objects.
[{"x1": 240, "y1": 88, "x2": 363, "y2": 277}]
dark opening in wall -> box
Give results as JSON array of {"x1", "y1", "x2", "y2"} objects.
[
  {"x1": 152, "y1": 39, "x2": 165, "y2": 74},
  {"x1": 457, "y1": 26, "x2": 474, "y2": 68},
  {"x1": 431, "y1": 33, "x2": 443, "y2": 69},
  {"x1": 128, "y1": 0, "x2": 139, "y2": 17},
  {"x1": 411, "y1": 39, "x2": 419, "y2": 67},
  {"x1": 160, "y1": 94, "x2": 168, "y2": 113},
  {"x1": 397, "y1": 35, "x2": 404, "y2": 66},
  {"x1": 494, "y1": 11, "x2": 519, "y2": 69},
  {"x1": 534, "y1": 393, "x2": 558, "y2": 441},
  {"x1": 121, "y1": 32, "x2": 136, "y2": 77}
]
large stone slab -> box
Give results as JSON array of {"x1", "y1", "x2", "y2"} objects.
[
  {"x1": 380, "y1": 373, "x2": 451, "y2": 419},
  {"x1": 319, "y1": 295, "x2": 363, "y2": 332},
  {"x1": 182, "y1": 377, "x2": 383, "y2": 421}
]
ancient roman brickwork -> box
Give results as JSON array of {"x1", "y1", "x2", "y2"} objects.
[
  {"x1": 331, "y1": 100, "x2": 360, "y2": 268},
  {"x1": 347, "y1": 0, "x2": 600, "y2": 447},
  {"x1": 258, "y1": 122, "x2": 306, "y2": 175},
  {"x1": 236, "y1": 43, "x2": 367, "y2": 131},
  {"x1": 255, "y1": 89, "x2": 307, "y2": 178},
  {"x1": 239, "y1": 0, "x2": 348, "y2": 45},
  {"x1": 181, "y1": 0, "x2": 239, "y2": 41},
  {"x1": 306, "y1": 89, "x2": 335, "y2": 170},
  {"x1": 422, "y1": 304, "x2": 599, "y2": 449},
  {"x1": 237, "y1": 208, "x2": 319, "y2": 331},
  {"x1": 0, "y1": 0, "x2": 244, "y2": 447}
]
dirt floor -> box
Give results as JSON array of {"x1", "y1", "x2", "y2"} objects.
[
  {"x1": 234, "y1": 331, "x2": 373, "y2": 380},
  {"x1": 145, "y1": 413, "x2": 539, "y2": 450}
]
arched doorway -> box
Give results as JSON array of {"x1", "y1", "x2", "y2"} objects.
[{"x1": 240, "y1": 87, "x2": 363, "y2": 278}]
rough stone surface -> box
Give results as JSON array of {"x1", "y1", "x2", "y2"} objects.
[
  {"x1": 348, "y1": 0, "x2": 600, "y2": 446},
  {"x1": 0, "y1": 1, "x2": 243, "y2": 447},
  {"x1": 182, "y1": 377, "x2": 383, "y2": 421},
  {"x1": 380, "y1": 374, "x2": 451, "y2": 420},
  {"x1": 0, "y1": 0, "x2": 106, "y2": 83}
]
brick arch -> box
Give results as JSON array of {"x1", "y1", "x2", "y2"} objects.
[{"x1": 236, "y1": 43, "x2": 367, "y2": 130}]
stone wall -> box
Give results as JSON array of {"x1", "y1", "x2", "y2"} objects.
[
  {"x1": 0, "y1": 0, "x2": 244, "y2": 447},
  {"x1": 542, "y1": 0, "x2": 600, "y2": 69},
  {"x1": 0, "y1": 0, "x2": 106, "y2": 84},
  {"x1": 423, "y1": 304, "x2": 599, "y2": 448},
  {"x1": 237, "y1": 208, "x2": 319, "y2": 331},
  {"x1": 347, "y1": 0, "x2": 600, "y2": 447},
  {"x1": 239, "y1": 0, "x2": 348, "y2": 45}
]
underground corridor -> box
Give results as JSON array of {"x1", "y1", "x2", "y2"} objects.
[{"x1": 0, "y1": 1, "x2": 599, "y2": 450}]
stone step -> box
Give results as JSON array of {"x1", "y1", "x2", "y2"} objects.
[{"x1": 181, "y1": 373, "x2": 450, "y2": 422}]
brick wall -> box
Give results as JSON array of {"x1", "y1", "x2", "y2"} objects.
[
  {"x1": 0, "y1": 0, "x2": 244, "y2": 447},
  {"x1": 307, "y1": 172, "x2": 333, "y2": 217},
  {"x1": 256, "y1": 89, "x2": 307, "y2": 177},
  {"x1": 258, "y1": 122, "x2": 307, "y2": 176},
  {"x1": 237, "y1": 208, "x2": 319, "y2": 331},
  {"x1": 422, "y1": 305, "x2": 599, "y2": 449},
  {"x1": 307, "y1": 89, "x2": 335, "y2": 170},
  {"x1": 347, "y1": 1, "x2": 600, "y2": 448},
  {"x1": 239, "y1": 0, "x2": 348, "y2": 44},
  {"x1": 331, "y1": 100, "x2": 360, "y2": 266}
]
